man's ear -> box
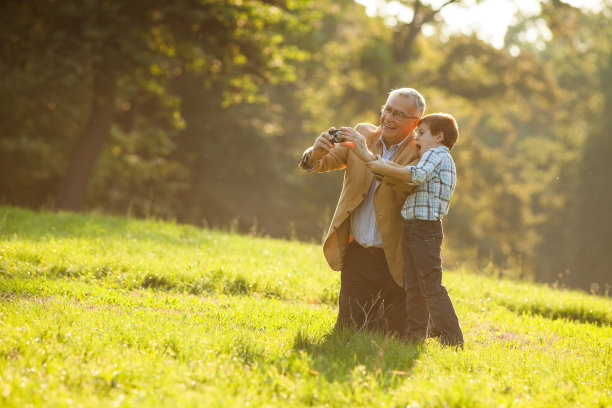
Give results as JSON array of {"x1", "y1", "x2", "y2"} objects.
[{"x1": 434, "y1": 131, "x2": 444, "y2": 144}]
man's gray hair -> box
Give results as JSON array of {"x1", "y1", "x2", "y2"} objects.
[{"x1": 389, "y1": 88, "x2": 426, "y2": 116}]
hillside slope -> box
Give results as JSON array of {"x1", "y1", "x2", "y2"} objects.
[{"x1": 1, "y1": 206, "x2": 610, "y2": 407}]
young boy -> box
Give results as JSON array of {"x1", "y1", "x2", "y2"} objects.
[{"x1": 365, "y1": 113, "x2": 464, "y2": 347}]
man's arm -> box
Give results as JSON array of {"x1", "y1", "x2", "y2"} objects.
[
  {"x1": 299, "y1": 123, "x2": 378, "y2": 172},
  {"x1": 299, "y1": 146, "x2": 320, "y2": 171},
  {"x1": 299, "y1": 129, "x2": 350, "y2": 172}
]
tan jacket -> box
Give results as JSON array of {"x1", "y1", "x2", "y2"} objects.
[{"x1": 300, "y1": 123, "x2": 420, "y2": 286}]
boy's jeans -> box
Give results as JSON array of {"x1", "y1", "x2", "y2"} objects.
[{"x1": 402, "y1": 219, "x2": 463, "y2": 346}]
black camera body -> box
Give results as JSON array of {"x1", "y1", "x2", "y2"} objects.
[{"x1": 329, "y1": 129, "x2": 343, "y2": 143}]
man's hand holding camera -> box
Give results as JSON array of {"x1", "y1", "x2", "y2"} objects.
[
  {"x1": 308, "y1": 126, "x2": 376, "y2": 168},
  {"x1": 310, "y1": 128, "x2": 342, "y2": 162}
]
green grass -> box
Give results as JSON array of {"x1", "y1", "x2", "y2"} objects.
[{"x1": 1, "y1": 206, "x2": 611, "y2": 407}]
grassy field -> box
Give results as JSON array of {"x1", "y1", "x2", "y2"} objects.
[{"x1": 1, "y1": 206, "x2": 611, "y2": 407}]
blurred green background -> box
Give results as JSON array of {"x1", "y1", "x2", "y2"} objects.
[{"x1": 1, "y1": 0, "x2": 610, "y2": 292}]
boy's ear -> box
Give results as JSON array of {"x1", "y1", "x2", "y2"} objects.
[{"x1": 434, "y1": 131, "x2": 444, "y2": 143}]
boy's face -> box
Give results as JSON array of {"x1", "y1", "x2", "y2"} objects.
[{"x1": 415, "y1": 123, "x2": 443, "y2": 155}]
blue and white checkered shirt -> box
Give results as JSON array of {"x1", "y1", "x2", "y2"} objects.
[{"x1": 401, "y1": 145, "x2": 456, "y2": 221}]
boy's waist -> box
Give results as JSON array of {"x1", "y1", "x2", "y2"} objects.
[
  {"x1": 402, "y1": 219, "x2": 443, "y2": 235},
  {"x1": 401, "y1": 212, "x2": 445, "y2": 222},
  {"x1": 401, "y1": 198, "x2": 451, "y2": 221},
  {"x1": 402, "y1": 219, "x2": 442, "y2": 226}
]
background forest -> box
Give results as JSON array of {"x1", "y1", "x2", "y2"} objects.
[{"x1": 1, "y1": 0, "x2": 610, "y2": 292}]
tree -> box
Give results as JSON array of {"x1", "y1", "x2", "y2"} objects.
[
  {"x1": 565, "y1": 5, "x2": 612, "y2": 291},
  {"x1": 519, "y1": 0, "x2": 612, "y2": 290},
  {"x1": 0, "y1": 0, "x2": 316, "y2": 212}
]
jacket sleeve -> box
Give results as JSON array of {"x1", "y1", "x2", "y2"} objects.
[
  {"x1": 299, "y1": 145, "x2": 349, "y2": 173},
  {"x1": 298, "y1": 144, "x2": 350, "y2": 173},
  {"x1": 298, "y1": 123, "x2": 378, "y2": 172}
]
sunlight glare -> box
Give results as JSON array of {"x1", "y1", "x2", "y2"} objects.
[{"x1": 355, "y1": 0, "x2": 604, "y2": 49}]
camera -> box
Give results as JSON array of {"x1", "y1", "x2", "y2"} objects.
[{"x1": 329, "y1": 129, "x2": 343, "y2": 143}]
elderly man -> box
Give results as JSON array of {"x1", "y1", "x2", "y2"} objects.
[{"x1": 299, "y1": 88, "x2": 425, "y2": 334}]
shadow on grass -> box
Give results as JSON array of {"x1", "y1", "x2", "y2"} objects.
[{"x1": 292, "y1": 327, "x2": 422, "y2": 385}]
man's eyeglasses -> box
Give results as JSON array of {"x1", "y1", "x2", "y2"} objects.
[{"x1": 380, "y1": 106, "x2": 420, "y2": 121}]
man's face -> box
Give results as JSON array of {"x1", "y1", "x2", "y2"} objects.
[{"x1": 379, "y1": 94, "x2": 420, "y2": 145}]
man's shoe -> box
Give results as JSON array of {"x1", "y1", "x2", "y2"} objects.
[
  {"x1": 439, "y1": 334, "x2": 464, "y2": 350},
  {"x1": 401, "y1": 331, "x2": 426, "y2": 346},
  {"x1": 427, "y1": 329, "x2": 442, "y2": 339}
]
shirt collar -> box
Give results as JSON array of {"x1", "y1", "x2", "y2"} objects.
[
  {"x1": 379, "y1": 134, "x2": 408, "y2": 154},
  {"x1": 432, "y1": 145, "x2": 449, "y2": 153}
]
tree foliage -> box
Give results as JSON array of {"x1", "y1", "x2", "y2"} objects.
[{"x1": 1, "y1": 0, "x2": 610, "y2": 291}]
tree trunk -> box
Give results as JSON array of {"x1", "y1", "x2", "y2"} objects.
[
  {"x1": 392, "y1": 0, "x2": 461, "y2": 64},
  {"x1": 55, "y1": 64, "x2": 116, "y2": 211}
]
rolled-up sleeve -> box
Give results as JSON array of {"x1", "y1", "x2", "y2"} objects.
[{"x1": 407, "y1": 150, "x2": 442, "y2": 185}]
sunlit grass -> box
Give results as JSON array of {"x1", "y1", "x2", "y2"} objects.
[
  {"x1": 0, "y1": 207, "x2": 336, "y2": 303},
  {"x1": 1, "y1": 206, "x2": 611, "y2": 407}
]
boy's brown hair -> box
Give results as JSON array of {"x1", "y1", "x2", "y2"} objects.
[{"x1": 419, "y1": 113, "x2": 459, "y2": 151}]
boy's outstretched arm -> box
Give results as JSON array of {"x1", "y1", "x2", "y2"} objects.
[
  {"x1": 366, "y1": 156, "x2": 414, "y2": 182},
  {"x1": 367, "y1": 149, "x2": 442, "y2": 184}
]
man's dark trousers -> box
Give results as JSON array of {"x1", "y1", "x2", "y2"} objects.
[
  {"x1": 402, "y1": 219, "x2": 463, "y2": 345},
  {"x1": 334, "y1": 241, "x2": 405, "y2": 334}
]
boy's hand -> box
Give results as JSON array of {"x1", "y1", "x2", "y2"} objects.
[{"x1": 365, "y1": 156, "x2": 386, "y2": 174}]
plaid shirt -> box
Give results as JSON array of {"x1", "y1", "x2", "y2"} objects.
[{"x1": 401, "y1": 145, "x2": 456, "y2": 221}]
